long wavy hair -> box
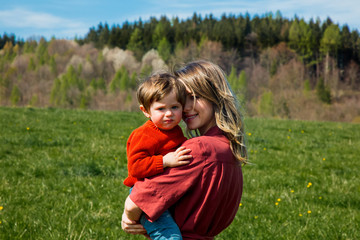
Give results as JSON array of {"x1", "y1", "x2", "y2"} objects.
[{"x1": 174, "y1": 60, "x2": 247, "y2": 164}]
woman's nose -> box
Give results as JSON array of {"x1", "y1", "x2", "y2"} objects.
[{"x1": 184, "y1": 99, "x2": 192, "y2": 112}]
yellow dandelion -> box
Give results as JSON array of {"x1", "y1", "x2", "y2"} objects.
[
  {"x1": 319, "y1": 196, "x2": 322, "y2": 200},
  {"x1": 239, "y1": 203, "x2": 243, "y2": 207},
  {"x1": 307, "y1": 210, "x2": 312, "y2": 214},
  {"x1": 299, "y1": 213, "x2": 303, "y2": 217},
  {"x1": 254, "y1": 216, "x2": 258, "y2": 219},
  {"x1": 322, "y1": 158, "x2": 326, "y2": 161},
  {"x1": 275, "y1": 202, "x2": 279, "y2": 206},
  {"x1": 277, "y1": 198, "x2": 281, "y2": 202},
  {"x1": 288, "y1": 129, "x2": 292, "y2": 132},
  {"x1": 0, "y1": 220, "x2": 2, "y2": 224},
  {"x1": 0, "y1": 206, "x2": 3, "y2": 210},
  {"x1": 301, "y1": 130, "x2": 304, "y2": 134},
  {"x1": 307, "y1": 182, "x2": 312, "y2": 188},
  {"x1": 263, "y1": 148, "x2": 267, "y2": 151},
  {"x1": 248, "y1": 132, "x2": 252, "y2": 136},
  {"x1": 290, "y1": 190, "x2": 295, "y2": 193},
  {"x1": 287, "y1": 136, "x2": 291, "y2": 139},
  {"x1": 26, "y1": 127, "x2": 30, "y2": 130}
]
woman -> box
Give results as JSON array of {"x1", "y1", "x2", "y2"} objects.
[{"x1": 122, "y1": 60, "x2": 247, "y2": 239}]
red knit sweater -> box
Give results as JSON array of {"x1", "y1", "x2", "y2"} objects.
[{"x1": 123, "y1": 120, "x2": 187, "y2": 187}]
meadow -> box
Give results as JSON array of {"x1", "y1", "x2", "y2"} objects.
[{"x1": 0, "y1": 107, "x2": 359, "y2": 239}]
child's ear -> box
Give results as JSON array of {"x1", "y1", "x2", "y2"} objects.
[{"x1": 140, "y1": 105, "x2": 151, "y2": 118}]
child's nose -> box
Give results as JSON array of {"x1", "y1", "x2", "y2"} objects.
[{"x1": 165, "y1": 110, "x2": 173, "y2": 116}]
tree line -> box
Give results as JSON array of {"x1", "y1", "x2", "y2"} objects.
[
  {"x1": 77, "y1": 12, "x2": 360, "y2": 75},
  {"x1": 1, "y1": 11, "x2": 360, "y2": 122}
]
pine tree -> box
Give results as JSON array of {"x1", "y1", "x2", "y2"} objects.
[
  {"x1": 127, "y1": 28, "x2": 144, "y2": 61},
  {"x1": 227, "y1": 66, "x2": 237, "y2": 89},
  {"x1": 321, "y1": 24, "x2": 341, "y2": 85},
  {"x1": 36, "y1": 38, "x2": 49, "y2": 65},
  {"x1": 158, "y1": 37, "x2": 171, "y2": 62},
  {"x1": 129, "y1": 72, "x2": 137, "y2": 90},
  {"x1": 50, "y1": 78, "x2": 61, "y2": 106},
  {"x1": 50, "y1": 56, "x2": 57, "y2": 75},
  {"x1": 50, "y1": 65, "x2": 85, "y2": 107},
  {"x1": 109, "y1": 69, "x2": 122, "y2": 93},
  {"x1": 28, "y1": 57, "x2": 36, "y2": 71},
  {"x1": 120, "y1": 68, "x2": 129, "y2": 91}
]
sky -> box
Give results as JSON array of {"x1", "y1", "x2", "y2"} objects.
[{"x1": 1, "y1": 0, "x2": 359, "y2": 40}]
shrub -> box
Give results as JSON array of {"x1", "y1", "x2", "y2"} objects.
[
  {"x1": 316, "y1": 78, "x2": 331, "y2": 104},
  {"x1": 258, "y1": 91, "x2": 274, "y2": 117},
  {"x1": 10, "y1": 84, "x2": 21, "y2": 106}
]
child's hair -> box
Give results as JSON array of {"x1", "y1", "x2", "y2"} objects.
[
  {"x1": 137, "y1": 72, "x2": 186, "y2": 112},
  {"x1": 174, "y1": 60, "x2": 247, "y2": 164}
]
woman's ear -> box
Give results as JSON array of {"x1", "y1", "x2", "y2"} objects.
[{"x1": 139, "y1": 105, "x2": 151, "y2": 118}]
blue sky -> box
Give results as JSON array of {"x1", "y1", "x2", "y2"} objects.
[{"x1": 1, "y1": 0, "x2": 359, "y2": 40}]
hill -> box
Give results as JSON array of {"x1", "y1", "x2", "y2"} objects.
[{"x1": 1, "y1": 12, "x2": 360, "y2": 122}]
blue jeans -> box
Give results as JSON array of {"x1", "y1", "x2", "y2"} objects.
[
  {"x1": 129, "y1": 188, "x2": 182, "y2": 240},
  {"x1": 140, "y1": 209, "x2": 182, "y2": 240}
]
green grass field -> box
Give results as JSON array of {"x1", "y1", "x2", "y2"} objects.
[{"x1": 1, "y1": 107, "x2": 359, "y2": 239}]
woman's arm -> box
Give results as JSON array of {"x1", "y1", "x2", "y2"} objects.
[{"x1": 121, "y1": 196, "x2": 147, "y2": 235}]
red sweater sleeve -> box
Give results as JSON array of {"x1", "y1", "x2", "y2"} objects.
[
  {"x1": 127, "y1": 131, "x2": 164, "y2": 178},
  {"x1": 124, "y1": 129, "x2": 164, "y2": 186}
]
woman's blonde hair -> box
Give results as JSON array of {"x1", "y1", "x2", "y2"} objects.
[{"x1": 174, "y1": 60, "x2": 247, "y2": 164}]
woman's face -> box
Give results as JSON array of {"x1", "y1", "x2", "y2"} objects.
[{"x1": 183, "y1": 91, "x2": 216, "y2": 135}]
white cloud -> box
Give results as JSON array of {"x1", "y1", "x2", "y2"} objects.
[{"x1": 0, "y1": 8, "x2": 87, "y2": 38}]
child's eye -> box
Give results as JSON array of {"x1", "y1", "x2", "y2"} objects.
[{"x1": 157, "y1": 107, "x2": 165, "y2": 111}]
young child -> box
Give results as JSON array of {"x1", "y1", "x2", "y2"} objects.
[{"x1": 124, "y1": 72, "x2": 192, "y2": 240}]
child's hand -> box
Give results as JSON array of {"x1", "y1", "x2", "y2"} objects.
[{"x1": 163, "y1": 146, "x2": 192, "y2": 168}]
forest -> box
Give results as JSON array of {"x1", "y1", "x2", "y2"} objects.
[{"x1": 1, "y1": 11, "x2": 360, "y2": 122}]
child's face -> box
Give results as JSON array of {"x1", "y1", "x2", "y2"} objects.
[{"x1": 142, "y1": 91, "x2": 183, "y2": 130}]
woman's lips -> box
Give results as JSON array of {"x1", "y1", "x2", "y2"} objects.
[{"x1": 184, "y1": 114, "x2": 198, "y2": 122}]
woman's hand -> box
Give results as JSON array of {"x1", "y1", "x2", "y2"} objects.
[
  {"x1": 122, "y1": 195, "x2": 149, "y2": 237},
  {"x1": 121, "y1": 211, "x2": 147, "y2": 235}
]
